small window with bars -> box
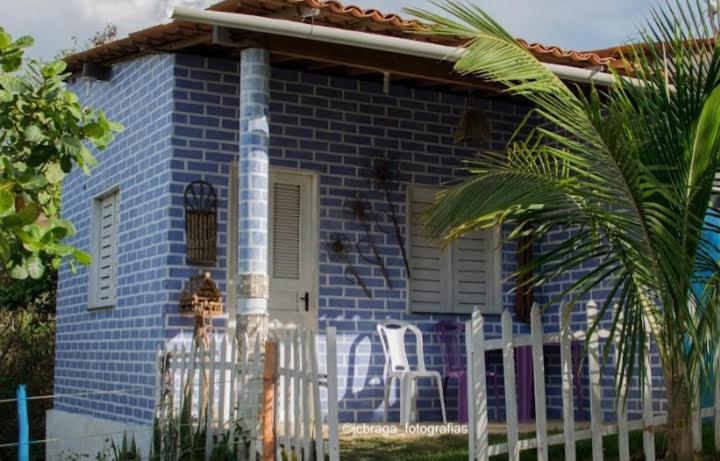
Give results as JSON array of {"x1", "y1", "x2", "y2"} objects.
[{"x1": 89, "y1": 188, "x2": 119, "y2": 309}]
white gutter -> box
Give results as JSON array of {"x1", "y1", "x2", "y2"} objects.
[{"x1": 170, "y1": 6, "x2": 623, "y2": 86}]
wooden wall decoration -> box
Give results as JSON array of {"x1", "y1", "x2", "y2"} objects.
[
  {"x1": 184, "y1": 180, "x2": 217, "y2": 265},
  {"x1": 179, "y1": 272, "x2": 224, "y2": 317}
]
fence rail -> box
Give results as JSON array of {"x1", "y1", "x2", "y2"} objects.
[{"x1": 466, "y1": 301, "x2": 709, "y2": 461}]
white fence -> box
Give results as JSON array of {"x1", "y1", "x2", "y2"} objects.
[
  {"x1": 465, "y1": 301, "x2": 717, "y2": 461},
  {"x1": 155, "y1": 325, "x2": 339, "y2": 461},
  {"x1": 270, "y1": 325, "x2": 340, "y2": 461}
]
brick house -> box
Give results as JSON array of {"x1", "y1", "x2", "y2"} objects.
[{"x1": 47, "y1": 0, "x2": 634, "y2": 456}]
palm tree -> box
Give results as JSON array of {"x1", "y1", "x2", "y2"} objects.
[{"x1": 407, "y1": 1, "x2": 720, "y2": 459}]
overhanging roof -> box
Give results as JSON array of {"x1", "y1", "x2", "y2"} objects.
[{"x1": 64, "y1": 0, "x2": 622, "y2": 92}]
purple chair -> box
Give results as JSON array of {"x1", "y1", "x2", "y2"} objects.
[{"x1": 435, "y1": 320, "x2": 500, "y2": 423}]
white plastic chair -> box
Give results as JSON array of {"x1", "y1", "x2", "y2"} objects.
[{"x1": 377, "y1": 320, "x2": 446, "y2": 423}]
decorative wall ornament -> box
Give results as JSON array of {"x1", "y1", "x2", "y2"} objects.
[
  {"x1": 348, "y1": 194, "x2": 393, "y2": 289},
  {"x1": 328, "y1": 234, "x2": 372, "y2": 298},
  {"x1": 184, "y1": 180, "x2": 217, "y2": 265},
  {"x1": 179, "y1": 272, "x2": 224, "y2": 317},
  {"x1": 371, "y1": 161, "x2": 412, "y2": 278}
]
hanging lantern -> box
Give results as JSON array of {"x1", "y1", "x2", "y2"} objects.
[
  {"x1": 454, "y1": 109, "x2": 490, "y2": 146},
  {"x1": 184, "y1": 180, "x2": 217, "y2": 265}
]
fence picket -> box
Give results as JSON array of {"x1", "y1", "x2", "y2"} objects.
[
  {"x1": 197, "y1": 340, "x2": 206, "y2": 435},
  {"x1": 559, "y1": 304, "x2": 576, "y2": 461},
  {"x1": 205, "y1": 337, "x2": 216, "y2": 461},
  {"x1": 218, "y1": 336, "x2": 227, "y2": 429},
  {"x1": 309, "y1": 330, "x2": 324, "y2": 461},
  {"x1": 614, "y1": 309, "x2": 629, "y2": 461},
  {"x1": 293, "y1": 330, "x2": 302, "y2": 461},
  {"x1": 326, "y1": 327, "x2": 340, "y2": 461},
  {"x1": 530, "y1": 304, "x2": 548, "y2": 461},
  {"x1": 273, "y1": 333, "x2": 282, "y2": 461},
  {"x1": 229, "y1": 336, "x2": 238, "y2": 421},
  {"x1": 177, "y1": 344, "x2": 184, "y2": 412},
  {"x1": 468, "y1": 310, "x2": 489, "y2": 461},
  {"x1": 284, "y1": 331, "x2": 292, "y2": 458},
  {"x1": 302, "y1": 329, "x2": 312, "y2": 461},
  {"x1": 642, "y1": 320, "x2": 656, "y2": 461},
  {"x1": 586, "y1": 300, "x2": 603, "y2": 461},
  {"x1": 501, "y1": 310, "x2": 520, "y2": 461}
]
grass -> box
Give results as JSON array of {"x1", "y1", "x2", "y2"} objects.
[{"x1": 340, "y1": 423, "x2": 720, "y2": 461}]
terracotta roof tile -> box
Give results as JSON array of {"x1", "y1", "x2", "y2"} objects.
[{"x1": 64, "y1": 0, "x2": 618, "y2": 73}]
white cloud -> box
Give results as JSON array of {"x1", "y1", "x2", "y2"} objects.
[{"x1": 3, "y1": 0, "x2": 651, "y2": 60}]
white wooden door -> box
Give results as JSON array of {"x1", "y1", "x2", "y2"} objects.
[{"x1": 268, "y1": 170, "x2": 318, "y2": 329}]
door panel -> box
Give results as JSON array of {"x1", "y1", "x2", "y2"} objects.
[{"x1": 268, "y1": 171, "x2": 318, "y2": 329}]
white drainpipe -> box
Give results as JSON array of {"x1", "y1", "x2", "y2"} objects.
[{"x1": 169, "y1": 6, "x2": 633, "y2": 87}]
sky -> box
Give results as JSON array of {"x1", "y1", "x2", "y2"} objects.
[{"x1": 3, "y1": 0, "x2": 656, "y2": 61}]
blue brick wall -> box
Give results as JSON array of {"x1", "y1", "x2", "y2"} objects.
[
  {"x1": 55, "y1": 50, "x2": 661, "y2": 427},
  {"x1": 169, "y1": 53, "x2": 530, "y2": 423},
  {"x1": 55, "y1": 54, "x2": 175, "y2": 424}
]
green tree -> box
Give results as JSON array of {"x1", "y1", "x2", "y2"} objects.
[
  {"x1": 409, "y1": 1, "x2": 720, "y2": 459},
  {"x1": 0, "y1": 27, "x2": 121, "y2": 280}
]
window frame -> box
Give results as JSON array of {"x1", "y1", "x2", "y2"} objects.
[
  {"x1": 405, "y1": 185, "x2": 503, "y2": 315},
  {"x1": 88, "y1": 186, "x2": 120, "y2": 310}
]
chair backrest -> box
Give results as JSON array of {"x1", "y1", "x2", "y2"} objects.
[
  {"x1": 434, "y1": 320, "x2": 465, "y2": 375},
  {"x1": 377, "y1": 321, "x2": 427, "y2": 375}
]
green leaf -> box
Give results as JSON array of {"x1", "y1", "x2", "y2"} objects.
[
  {"x1": 16, "y1": 203, "x2": 40, "y2": 225},
  {"x1": 42, "y1": 60, "x2": 67, "y2": 78},
  {"x1": 0, "y1": 29, "x2": 11, "y2": 48},
  {"x1": 72, "y1": 249, "x2": 92, "y2": 265},
  {"x1": 1, "y1": 54, "x2": 22, "y2": 73},
  {"x1": 78, "y1": 145, "x2": 97, "y2": 174},
  {"x1": 0, "y1": 190, "x2": 14, "y2": 213},
  {"x1": 26, "y1": 255, "x2": 44, "y2": 279},
  {"x1": 44, "y1": 163, "x2": 65, "y2": 184},
  {"x1": 9, "y1": 263, "x2": 28, "y2": 280},
  {"x1": 24, "y1": 124, "x2": 45, "y2": 143},
  {"x1": 0, "y1": 89, "x2": 12, "y2": 102},
  {"x1": 83, "y1": 122, "x2": 104, "y2": 139},
  {"x1": 14, "y1": 36, "x2": 33, "y2": 49}
]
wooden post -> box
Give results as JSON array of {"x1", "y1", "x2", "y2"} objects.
[{"x1": 263, "y1": 340, "x2": 278, "y2": 461}]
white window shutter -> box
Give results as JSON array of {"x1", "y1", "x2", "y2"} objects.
[
  {"x1": 90, "y1": 190, "x2": 119, "y2": 309},
  {"x1": 451, "y1": 229, "x2": 498, "y2": 314},
  {"x1": 408, "y1": 187, "x2": 450, "y2": 313},
  {"x1": 272, "y1": 182, "x2": 301, "y2": 280}
]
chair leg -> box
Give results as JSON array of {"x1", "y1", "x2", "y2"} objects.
[
  {"x1": 383, "y1": 376, "x2": 392, "y2": 423},
  {"x1": 436, "y1": 375, "x2": 447, "y2": 424}
]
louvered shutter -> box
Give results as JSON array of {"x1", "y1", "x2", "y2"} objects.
[
  {"x1": 408, "y1": 186, "x2": 501, "y2": 314},
  {"x1": 272, "y1": 182, "x2": 301, "y2": 280},
  {"x1": 451, "y1": 229, "x2": 498, "y2": 313},
  {"x1": 408, "y1": 187, "x2": 451, "y2": 313},
  {"x1": 90, "y1": 190, "x2": 118, "y2": 308}
]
